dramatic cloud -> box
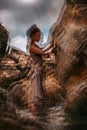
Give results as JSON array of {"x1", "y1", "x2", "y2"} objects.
[
  {"x1": 17, "y1": 0, "x2": 41, "y2": 5},
  {"x1": 0, "y1": 0, "x2": 64, "y2": 52},
  {"x1": 11, "y1": 35, "x2": 27, "y2": 52}
]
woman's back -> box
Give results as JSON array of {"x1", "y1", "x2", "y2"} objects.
[{"x1": 30, "y1": 44, "x2": 43, "y2": 66}]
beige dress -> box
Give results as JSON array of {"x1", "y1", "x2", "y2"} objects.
[{"x1": 28, "y1": 47, "x2": 45, "y2": 105}]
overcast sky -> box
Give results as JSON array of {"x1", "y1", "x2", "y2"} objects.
[{"x1": 0, "y1": 0, "x2": 64, "y2": 52}]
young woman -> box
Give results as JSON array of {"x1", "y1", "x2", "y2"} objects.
[{"x1": 26, "y1": 24, "x2": 54, "y2": 111}]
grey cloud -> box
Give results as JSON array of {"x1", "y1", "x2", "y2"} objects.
[{"x1": 0, "y1": 0, "x2": 64, "y2": 39}]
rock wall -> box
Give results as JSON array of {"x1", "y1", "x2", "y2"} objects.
[
  {"x1": 0, "y1": 0, "x2": 87, "y2": 117},
  {"x1": 52, "y1": 0, "x2": 87, "y2": 113}
]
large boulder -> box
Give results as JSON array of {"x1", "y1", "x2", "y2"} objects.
[
  {"x1": 52, "y1": 0, "x2": 87, "y2": 113},
  {"x1": 52, "y1": 0, "x2": 87, "y2": 86},
  {"x1": 0, "y1": 87, "x2": 16, "y2": 118}
]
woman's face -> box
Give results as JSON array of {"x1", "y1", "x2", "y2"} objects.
[{"x1": 32, "y1": 31, "x2": 41, "y2": 42}]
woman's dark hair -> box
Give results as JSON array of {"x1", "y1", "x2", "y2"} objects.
[
  {"x1": 0, "y1": 23, "x2": 9, "y2": 55},
  {"x1": 26, "y1": 24, "x2": 41, "y2": 38}
]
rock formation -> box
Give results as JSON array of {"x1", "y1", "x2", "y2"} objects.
[
  {"x1": 0, "y1": 1, "x2": 87, "y2": 129},
  {"x1": 52, "y1": 0, "x2": 87, "y2": 113}
]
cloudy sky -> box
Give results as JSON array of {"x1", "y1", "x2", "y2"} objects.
[{"x1": 0, "y1": 0, "x2": 64, "y2": 52}]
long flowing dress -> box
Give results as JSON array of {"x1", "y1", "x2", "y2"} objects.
[{"x1": 28, "y1": 47, "x2": 45, "y2": 105}]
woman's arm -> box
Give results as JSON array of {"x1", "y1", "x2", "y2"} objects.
[
  {"x1": 30, "y1": 45, "x2": 46, "y2": 55},
  {"x1": 42, "y1": 37, "x2": 54, "y2": 52}
]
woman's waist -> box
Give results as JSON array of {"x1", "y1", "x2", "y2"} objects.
[{"x1": 31, "y1": 60, "x2": 43, "y2": 66}]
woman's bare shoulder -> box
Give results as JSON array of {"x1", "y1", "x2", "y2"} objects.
[{"x1": 30, "y1": 44, "x2": 45, "y2": 55}]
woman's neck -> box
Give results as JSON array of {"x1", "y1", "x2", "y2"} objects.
[{"x1": 30, "y1": 41, "x2": 36, "y2": 46}]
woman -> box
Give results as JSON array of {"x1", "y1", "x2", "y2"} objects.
[{"x1": 26, "y1": 24, "x2": 54, "y2": 111}]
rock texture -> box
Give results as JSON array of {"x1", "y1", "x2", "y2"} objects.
[
  {"x1": 0, "y1": 47, "x2": 30, "y2": 88},
  {"x1": 52, "y1": 0, "x2": 87, "y2": 113},
  {"x1": 0, "y1": 1, "x2": 87, "y2": 126}
]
